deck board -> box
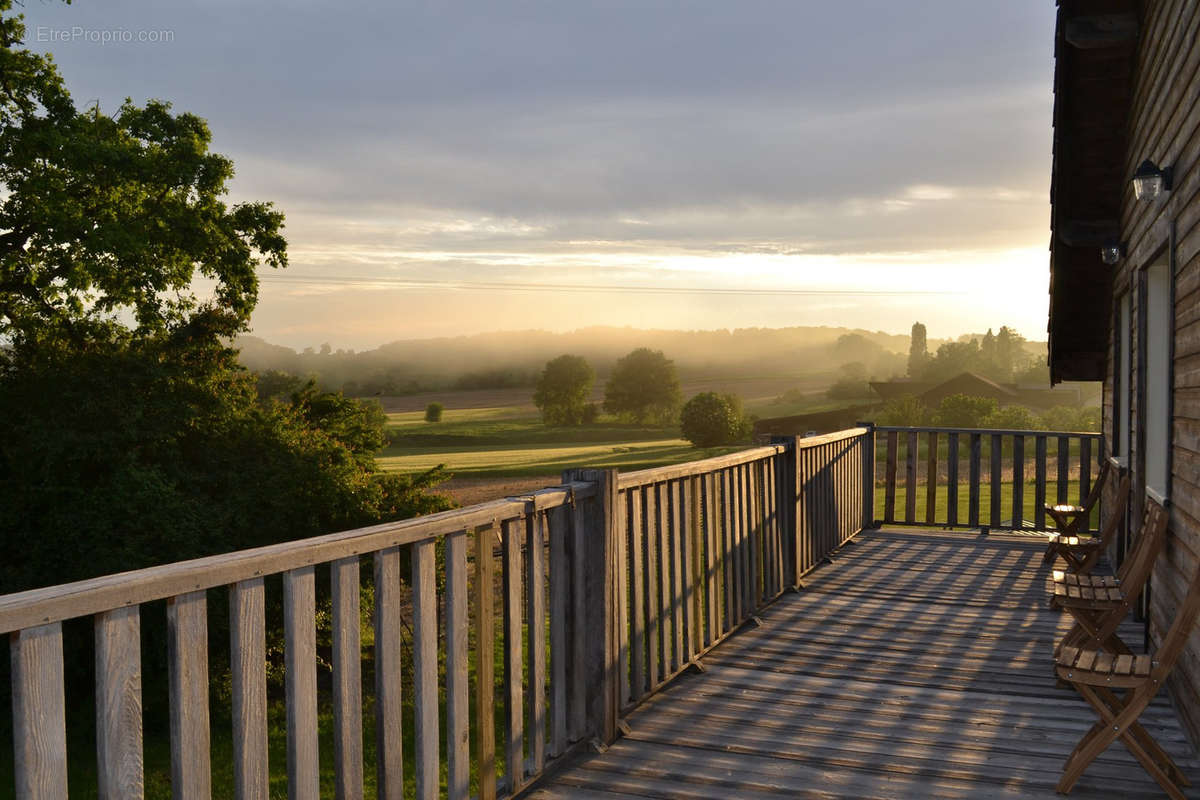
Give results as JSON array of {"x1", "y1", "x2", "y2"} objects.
[{"x1": 529, "y1": 529, "x2": 1200, "y2": 799}]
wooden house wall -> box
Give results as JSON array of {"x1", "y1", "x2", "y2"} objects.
[{"x1": 1103, "y1": 0, "x2": 1200, "y2": 744}]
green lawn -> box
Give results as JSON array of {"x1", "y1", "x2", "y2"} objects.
[
  {"x1": 875, "y1": 479, "x2": 1099, "y2": 531},
  {"x1": 381, "y1": 409, "x2": 741, "y2": 477}
]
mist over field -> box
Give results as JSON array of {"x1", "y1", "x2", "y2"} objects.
[{"x1": 236, "y1": 324, "x2": 921, "y2": 394}]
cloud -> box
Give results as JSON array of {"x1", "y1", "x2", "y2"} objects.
[{"x1": 20, "y1": 0, "x2": 1058, "y2": 346}]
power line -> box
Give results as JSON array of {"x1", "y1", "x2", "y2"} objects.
[{"x1": 255, "y1": 273, "x2": 961, "y2": 297}]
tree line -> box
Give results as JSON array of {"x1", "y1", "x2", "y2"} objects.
[{"x1": 523, "y1": 348, "x2": 753, "y2": 448}]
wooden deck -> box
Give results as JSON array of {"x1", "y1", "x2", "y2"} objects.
[{"x1": 529, "y1": 528, "x2": 1200, "y2": 799}]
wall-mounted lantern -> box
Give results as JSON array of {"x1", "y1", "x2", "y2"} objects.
[
  {"x1": 1132, "y1": 159, "x2": 1173, "y2": 201},
  {"x1": 1100, "y1": 240, "x2": 1126, "y2": 266}
]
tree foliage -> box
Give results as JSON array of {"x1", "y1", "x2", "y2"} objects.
[
  {"x1": 680, "y1": 392, "x2": 751, "y2": 448},
  {"x1": 534, "y1": 354, "x2": 595, "y2": 425},
  {"x1": 0, "y1": 339, "x2": 452, "y2": 594},
  {"x1": 878, "y1": 394, "x2": 928, "y2": 427},
  {"x1": 603, "y1": 348, "x2": 682, "y2": 424},
  {"x1": 425, "y1": 402, "x2": 444, "y2": 422},
  {"x1": 0, "y1": 0, "x2": 286, "y2": 360},
  {"x1": 907, "y1": 322, "x2": 929, "y2": 377},
  {"x1": 933, "y1": 394, "x2": 999, "y2": 428},
  {"x1": 0, "y1": 1, "x2": 450, "y2": 595},
  {"x1": 826, "y1": 361, "x2": 871, "y2": 401}
]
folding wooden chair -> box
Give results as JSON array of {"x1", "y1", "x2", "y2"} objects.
[
  {"x1": 1050, "y1": 499, "x2": 1169, "y2": 657},
  {"x1": 1043, "y1": 472, "x2": 1131, "y2": 574},
  {"x1": 1045, "y1": 459, "x2": 1111, "y2": 536},
  {"x1": 1054, "y1": 553, "x2": 1200, "y2": 799}
]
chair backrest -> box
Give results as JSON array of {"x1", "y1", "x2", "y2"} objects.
[
  {"x1": 1076, "y1": 459, "x2": 1113, "y2": 514},
  {"x1": 1094, "y1": 472, "x2": 1132, "y2": 549},
  {"x1": 1150, "y1": 540, "x2": 1200, "y2": 682},
  {"x1": 1116, "y1": 498, "x2": 1169, "y2": 587}
]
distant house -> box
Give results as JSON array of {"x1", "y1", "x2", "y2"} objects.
[{"x1": 869, "y1": 371, "x2": 1081, "y2": 409}]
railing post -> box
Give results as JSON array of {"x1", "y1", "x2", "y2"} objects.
[
  {"x1": 857, "y1": 422, "x2": 876, "y2": 531},
  {"x1": 562, "y1": 468, "x2": 619, "y2": 746},
  {"x1": 771, "y1": 436, "x2": 801, "y2": 588}
]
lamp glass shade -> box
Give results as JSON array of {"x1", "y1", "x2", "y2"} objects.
[
  {"x1": 1133, "y1": 159, "x2": 1166, "y2": 200},
  {"x1": 1101, "y1": 244, "x2": 1122, "y2": 266},
  {"x1": 1133, "y1": 173, "x2": 1163, "y2": 201}
]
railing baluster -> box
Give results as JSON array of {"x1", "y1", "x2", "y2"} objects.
[
  {"x1": 925, "y1": 432, "x2": 938, "y2": 525},
  {"x1": 905, "y1": 430, "x2": 918, "y2": 523},
  {"x1": 968, "y1": 433, "x2": 982, "y2": 529},
  {"x1": 549, "y1": 507, "x2": 568, "y2": 756},
  {"x1": 1035, "y1": 435, "x2": 1048, "y2": 529},
  {"x1": 168, "y1": 590, "x2": 211, "y2": 800},
  {"x1": 644, "y1": 484, "x2": 661, "y2": 684},
  {"x1": 704, "y1": 473, "x2": 719, "y2": 644},
  {"x1": 373, "y1": 548, "x2": 404, "y2": 800},
  {"x1": 628, "y1": 488, "x2": 646, "y2": 699},
  {"x1": 411, "y1": 540, "x2": 439, "y2": 800},
  {"x1": 570, "y1": 497, "x2": 587, "y2": 742},
  {"x1": 670, "y1": 480, "x2": 685, "y2": 671},
  {"x1": 473, "y1": 525, "x2": 497, "y2": 800},
  {"x1": 1057, "y1": 435, "x2": 1070, "y2": 506},
  {"x1": 884, "y1": 430, "x2": 898, "y2": 523},
  {"x1": 990, "y1": 434, "x2": 1002, "y2": 529},
  {"x1": 1012, "y1": 436, "x2": 1025, "y2": 530},
  {"x1": 284, "y1": 567, "x2": 318, "y2": 800},
  {"x1": 682, "y1": 477, "x2": 698, "y2": 661},
  {"x1": 230, "y1": 579, "x2": 267, "y2": 800},
  {"x1": 11, "y1": 623, "x2": 68, "y2": 800},
  {"x1": 615, "y1": 489, "x2": 630, "y2": 707},
  {"x1": 445, "y1": 533, "x2": 469, "y2": 800},
  {"x1": 526, "y1": 509, "x2": 546, "y2": 772},
  {"x1": 656, "y1": 482, "x2": 673, "y2": 674},
  {"x1": 1080, "y1": 437, "x2": 1093, "y2": 515},
  {"x1": 722, "y1": 469, "x2": 736, "y2": 629},
  {"x1": 97, "y1": 606, "x2": 144, "y2": 800},
  {"x1": 797, "y1": 448, "x2": 810, "y2": 574},
  {"x1": 765, "y1": 459, "x2": 781, "y2": 597},
  {"x1": 332, "y1": 557, "x2": 363, "y2": 800},
  {"x1": 947, "y1": 433, "x2": 959, "y2": 526},
  {"x1": 502, "y1": 520, "x2": 525, "y2": 793},
  {"x1": 738, "y1": 465, "x2": 752, "y2": 618}
]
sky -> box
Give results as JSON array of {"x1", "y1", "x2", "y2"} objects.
[{"x1": 21, "y1": 1, "x2": 1059, "y2": 350}]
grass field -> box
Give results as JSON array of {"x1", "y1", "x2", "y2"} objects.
[
  {"x1": 874, "y1": 479, "x2": 1099, "y2": 531},
  {"x1": 380, "y1": 405, "x2": 743, "y2": 478}
]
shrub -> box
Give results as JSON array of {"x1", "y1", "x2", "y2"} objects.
[
  {"x1": 985, "y1": 405, "x2": 1038, "y2": 430},
  {"x1": 681, "y1": 392, "x2": 751, "y2": 448},
  {"x1": 933, "y1": 394, "x2": 999, "y2": 428},
  {"x1": 424, "y1": 402, "x2": 444, "y2": 422},
  {"x1": 878, "y1": 394, "x2": 928, "y2": 427}
]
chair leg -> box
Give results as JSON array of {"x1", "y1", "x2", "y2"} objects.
[
  {"x1": 1060, "y1": 682, "x2": 1189, "y2": 800},
  {"x1": 1094, "y1": 687, "x2": 1190, "y2": 787}
]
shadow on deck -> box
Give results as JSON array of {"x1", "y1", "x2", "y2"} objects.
[{"x1": 530, "y1": 529, "x2": 1199, "y2": 799}]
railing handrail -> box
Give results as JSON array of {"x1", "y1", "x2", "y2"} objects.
[
  {"x1": 617, "y1": 444, "x2": 787, "y2": 490},
  {"x1": 0, "y1": 482, "x2": 595, "y2": 635},
  {"x1": 874, "y1": 424, "x2": 1102, "y2": 438},
  {"x1": 796, "y1": 426, "x2": 869, "y2": 448}
]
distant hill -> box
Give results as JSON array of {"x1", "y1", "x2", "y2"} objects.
[
  {"x1": 235, "y1": 325, "x2": 919, "y2": 395},
  {"x1": 235, "y1": 325, "x2": 1049, "y2": 397}
]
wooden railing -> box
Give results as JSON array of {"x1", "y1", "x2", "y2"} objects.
[
  {"x1": 874, "y1": 425, "x2": 1105, "y2": 532},
  {"x1": 0, "y1": 428, "x2": 873, "y2": 800},
  {"x1": 612, "y1": 427, "x2": 871, "y2": 709}
]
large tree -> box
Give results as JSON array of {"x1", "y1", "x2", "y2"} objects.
[
  {"x1": 0, "y1": 0, "x2": 285, "y2": 357},
  {"x1": 603, "y1": 348, "x2": 682, "y2": 424},
  {"x1": 0, "y1": 1, "x2": 449, "y2": 595},
  {"x1": 534, "y1": 354, "x2": 595, "y2": 425}
]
